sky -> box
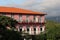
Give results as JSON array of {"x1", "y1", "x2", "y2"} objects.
[{"x1": 0, "y1": 0, "x2": 60, "y2": 17}]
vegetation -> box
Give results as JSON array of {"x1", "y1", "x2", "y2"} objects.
[
  {"x1": 0, "y1": 16, "x2": 18, "y2": 30},
  {"x1": 0, "y1": 16, "x2": 23, "y2": 40},
  {"x1": 0, "y1": 16, "x2": 60, "y2": 40},
  {"x1": 32, "y1": 20, "x2": 60, "y2": 40},
  {"x1": 0, "y1": 29, "x2": 23, "y2": 40},
  {"x1": 46, "y1": 20, "x2": 60, "y2": 40}
]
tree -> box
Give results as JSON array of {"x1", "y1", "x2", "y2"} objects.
[
  {"x1": 31, "y1": 33, "x2": 46, "y2": 40},
  {"x1": 32, "y1": 21, "x2": 60, "y2": 40},
  {"x1": 0, "y1": 29, "x2": 23, "y2": 40},
  {"x1": 0, "y1": 16, "x2": 23, "y2": 40},
  {"x1": 0, "y1": 16, "x2": 18, "y2": 30},
  {"x1": 46, "y1": 21, "x2": 60, "y2": 40}
]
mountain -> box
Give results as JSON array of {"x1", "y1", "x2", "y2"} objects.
[{"x1": 46, "y1": 16, "x2": 60, "y2": 23}]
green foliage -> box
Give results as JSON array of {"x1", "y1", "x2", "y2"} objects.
[
  {"x1": 31, "y1": 20, "x2": 60, "y2": 40},
  {"x1": 0, "y1": 16, "x2": 23, "y2": 40},
  {"x1": 0, "y1": 29, "x2": 23, "y2": 40},
  {"x1": 46, "y1": 20, "x2": 60, "y2": 40},
  {"x1": 0, "y1": 16, "x2": 18, "y2": 29}
]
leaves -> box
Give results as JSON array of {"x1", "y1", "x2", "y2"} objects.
[
  {"x1": 31, "y1": 20, "x2": 60, "y2": 40},
  {"x1": 0, "y1": 16, "x2": 18, "y2": 29}
]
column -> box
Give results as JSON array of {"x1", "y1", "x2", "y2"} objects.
[
  {"x1": 23, "y1": 26, "x2": 26, "y2": 33},
  {"x1": 29, "y1": 26, "x2": 34, "y2": 35},
  {"x1": 36, "y1": 25, "x2": 40, "y2": 35},
  {"x1": 42, "y1": 25, "x2": 45, "y2": 32},
  {"x1": 35, "y1": 16, "x2": 40, "y2": 22}
]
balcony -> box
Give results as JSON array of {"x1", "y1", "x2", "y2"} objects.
[
  {"x1": 18, "y1": 22, "x2": 45, "y2": 25},
  {"x1": 19, "y1": 19, "x2": 45, "y2": 24}
]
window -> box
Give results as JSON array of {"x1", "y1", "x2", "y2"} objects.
[
  {"x1": 40, "y1": 27, "x2": 42, "y2": 31},
  {"x1": 11, "y1": 14, "x2": 14, "y2": 18},
  {"x1": 40, "y1": 16, "x2": 42, "y2": 22},
  {"x1": 27, "y1": 16, "x2": 30, "y2": 22},
  {"x1": 20, "y1": 28, "x2": 22, "y2": 32},
  {"x1": 19, "y1": 25, "x2": 23, "y2": 32},
  {"x1": 34, "y1": 16, "x2": 36, "y2": 22},
  {"x1": 26, "y1": 25, "x2": 30, "y2": 32},
  {"x1": 40, "y1": 16, "x2": 42, "y2": 23},
  {"x1": 26, "y1": 18, "x2": 28, "y2": 22},
  {"x1": 34, "y1": 27, "x2": 36, "y2": 34},
  {"x1": 27, "y1": 28, "x2": 29, "y2": 32},
  {"x1": 2, "y1": 13, "x2": 6, "y2": 16},
  {"x1": 26, "y1": 15, "x2": 29, "y2": 22},
  {"x1": 40, "y1": 16, "x2": 45, "y2": 23},
  {"x1": 34, "y1": 27, "x2": 36, "y2": 31}
]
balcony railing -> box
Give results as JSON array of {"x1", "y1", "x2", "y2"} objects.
[{"x1": 19, "y1": 19, "x2": 45, "y2": 23}]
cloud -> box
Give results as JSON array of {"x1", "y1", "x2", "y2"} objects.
[
  {"x1": 19, "y1": 0, "x2": 60, "y2": 17},
  {"x1": 20, "y1": 0, "x2": 36, "y2": 6}
]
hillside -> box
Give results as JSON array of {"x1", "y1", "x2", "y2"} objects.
[
  {"x1": 46, "y1": 16, "x2": 60, "y2": 23},
  {"x1": 45, "y1": 20, "x2": 60, "y2": 40},
  {"x1": 46, "y1": 20, "x2": 60, "y2": 32}
]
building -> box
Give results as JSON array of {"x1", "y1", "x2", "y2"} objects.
[{"x1": 0, "y1": 6, "x2": 46, "y2": 35}]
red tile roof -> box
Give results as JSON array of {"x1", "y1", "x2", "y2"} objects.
[{"x1": 0, "y1": 6, "x2": 46, "y2": 15}]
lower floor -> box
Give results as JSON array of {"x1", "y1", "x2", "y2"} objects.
[{"x1": 16, "y1": 25, "x2": 45, "y2": 35}]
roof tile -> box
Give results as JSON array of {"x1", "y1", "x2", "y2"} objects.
[{"x1": 0, "y1": 6, "x2": 46, "y2": 15}]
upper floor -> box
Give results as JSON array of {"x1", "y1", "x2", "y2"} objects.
[{"x1": 0, "y1": 13, "x2": 46, "y2": 23}]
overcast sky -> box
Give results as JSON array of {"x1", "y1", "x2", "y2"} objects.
[{"x1": 0, "y1": 0, "x2": 60, "y2": 17}]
